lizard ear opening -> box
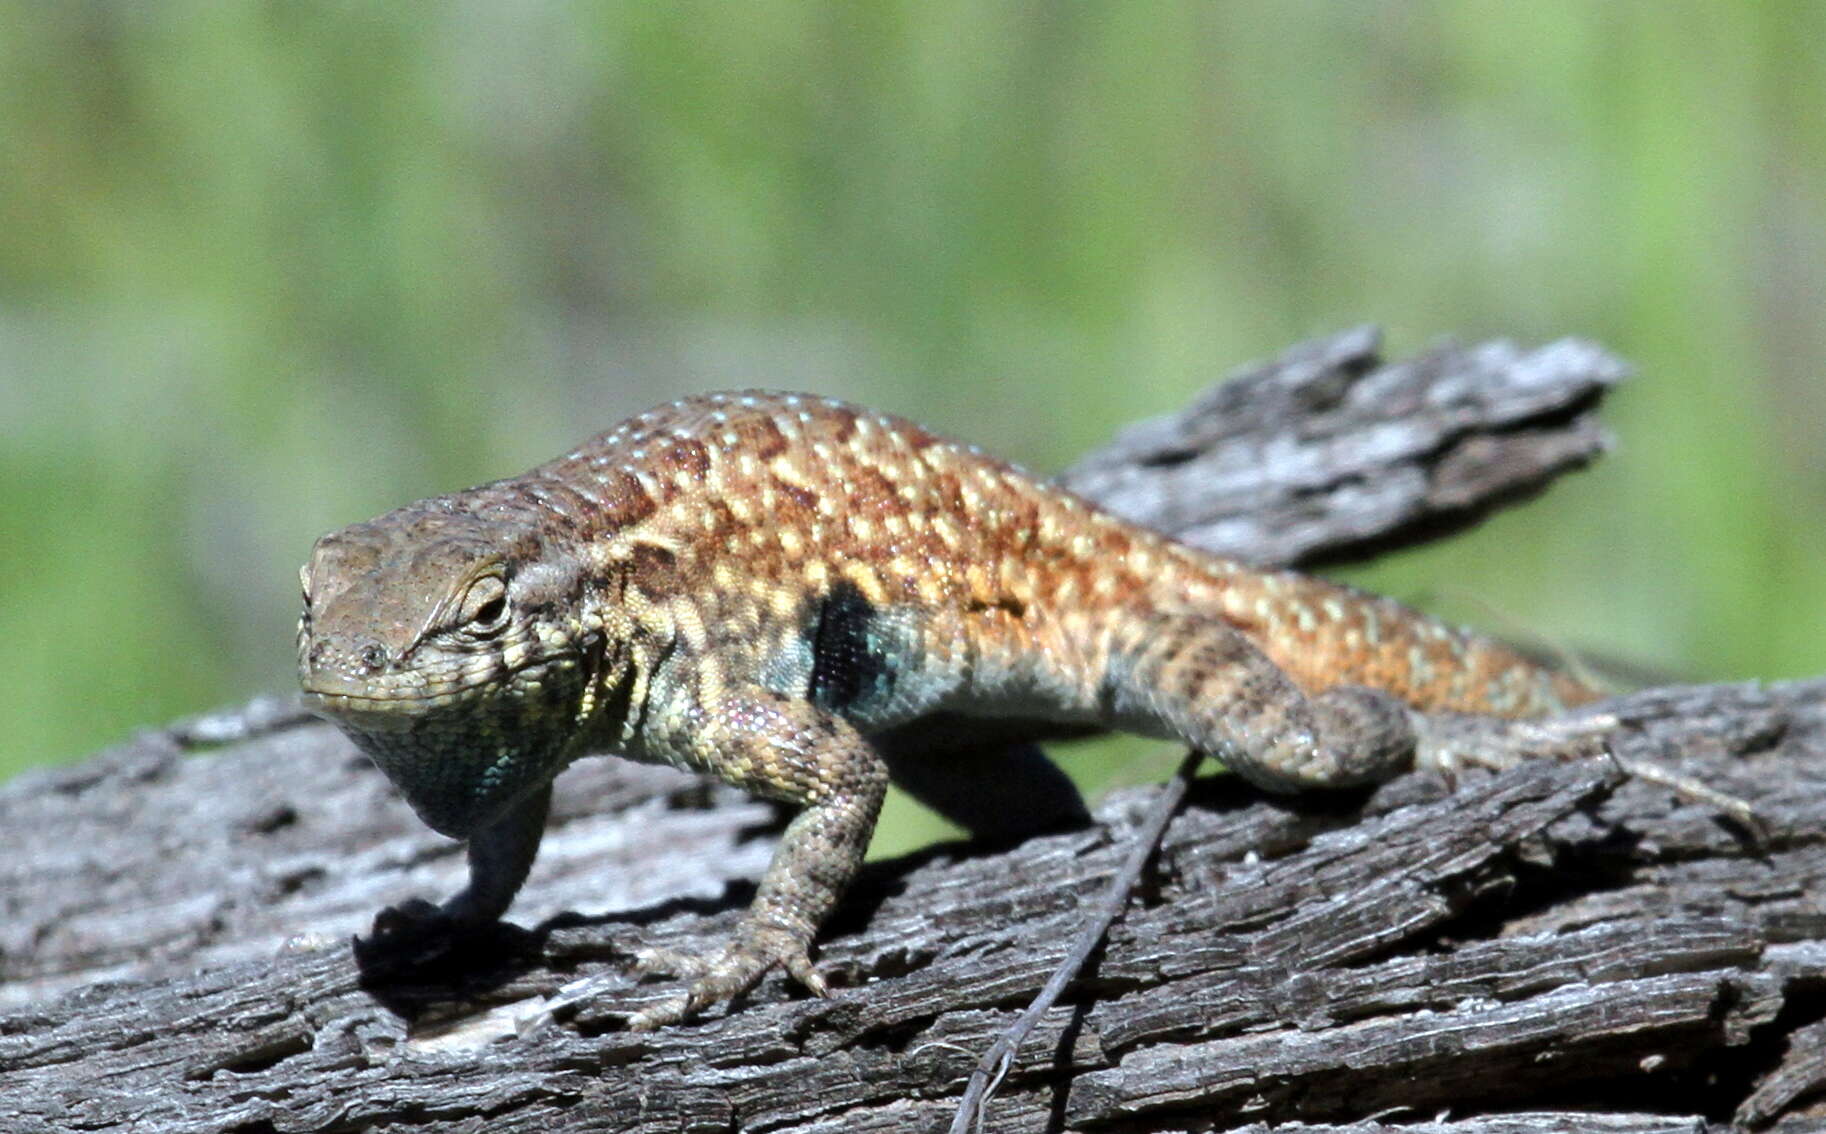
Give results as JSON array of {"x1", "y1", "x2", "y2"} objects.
[{"x1": 459, "y1": 573, "x2": 510, "y2": 634}]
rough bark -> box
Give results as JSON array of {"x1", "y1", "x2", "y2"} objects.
[{"x1": 8, "y1": 328, "x2": 1819, "y2": 1133}]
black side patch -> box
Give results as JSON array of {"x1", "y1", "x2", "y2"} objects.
[{"x1": 808, "y1": 582, "x2": 890, "y2": 714}]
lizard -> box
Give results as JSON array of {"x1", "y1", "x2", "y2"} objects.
[{"x1": 296, "y1": 389, "x2": 1603, "y2": 1030}]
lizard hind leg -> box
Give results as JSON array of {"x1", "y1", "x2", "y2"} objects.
[{"x1": 1101, "y1": 610, "x2": 1421, "y2": 794}]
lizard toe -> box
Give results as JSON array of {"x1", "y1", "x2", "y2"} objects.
[
  {"x1": 624, "y1": 926, "x2": 826, "y2": 1027},
  {"x1": 630, "y1": 945, "x2": 712, "y2": 982}
]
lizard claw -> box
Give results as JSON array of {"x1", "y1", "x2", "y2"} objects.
[
  {"x1": 788, "y1": 954, "x2": 830, "y2": 998},
  {"x1": 625, "y1": 927, "x2": 827, "y2": 1030}
]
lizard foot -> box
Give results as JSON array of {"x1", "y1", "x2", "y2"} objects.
[
  {"x1": 352, "y1": 898, "x2": 468, "y2": 969},
  {"x1": 366, "y1": 897, "x2": 453, "y2": 946},
  {"x1": 1416, "y1": 711, "x2": 1765, "y2": 836},
  {"x1": 364, "y1": 892, "x2": 495, "y2": 951},
  {"x1": 626, "y1": 926, "x2": 829, "y2": 1031},
  {"x1": 1415, "y1": 711, "x2": 1620, "y2": 784}
]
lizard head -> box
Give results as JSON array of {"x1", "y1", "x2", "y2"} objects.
[{"x1": 297, "y1": 501, "x2": 601, "y2": 837}]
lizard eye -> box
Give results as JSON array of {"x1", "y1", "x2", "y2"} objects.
[{"x1": 459, "y1": 574, "x2": 510, "y2": 634}]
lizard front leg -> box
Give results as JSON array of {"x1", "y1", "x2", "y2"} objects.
[
  {"x1": 631, "y1": 688, "x2": 888, "y2": 1030},
  {"x1": 369, "y1": 781, "x2": 552, "y2": 942}
]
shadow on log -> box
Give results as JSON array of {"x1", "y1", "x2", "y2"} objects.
[{"x1": 5, "y1": 329, "x2": 1822, "y2": 1132}]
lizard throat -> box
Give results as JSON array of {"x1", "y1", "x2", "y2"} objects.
[{"x1": 322, "y1": 656, "x2": 600, "y2": 837}]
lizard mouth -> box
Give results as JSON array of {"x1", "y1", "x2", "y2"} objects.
[
  {"x1": 299, "y1": 654, "x2": 580, "y2": 730},
  {"x1": 298, "y1": 688, "x2": 435, "y2": 732},
  {"x1": 299, "y1": 673, "x2": 507, "y2": 730}
]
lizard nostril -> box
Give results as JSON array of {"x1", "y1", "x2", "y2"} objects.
[{"x1": 359, "y1": 643, "x2": 388, "y2": 671}]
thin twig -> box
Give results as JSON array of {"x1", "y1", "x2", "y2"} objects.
[
  {"x1": 949, "y1": 748, "x2": 1205, "y2": 1134},
  {"x1": 1609, "y1": 752, "x2": 1768, "y2": 839}
]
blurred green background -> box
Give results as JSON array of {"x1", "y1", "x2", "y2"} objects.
[{"x1": 4, "y1": 4, "x2": 1824, "y2": 851}]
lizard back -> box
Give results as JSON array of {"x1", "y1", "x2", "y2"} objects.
[{"x1": 528, "y1": 391, "x2": 1597, "y2": 734}]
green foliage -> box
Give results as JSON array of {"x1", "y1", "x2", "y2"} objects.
[{"x1": 4, "y1": 5, "x2": 1823, "y2": 857}]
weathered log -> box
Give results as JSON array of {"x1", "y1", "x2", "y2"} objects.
[{"x1": 9, "y1": 329, "x2": 1815, "y2": 1133}]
